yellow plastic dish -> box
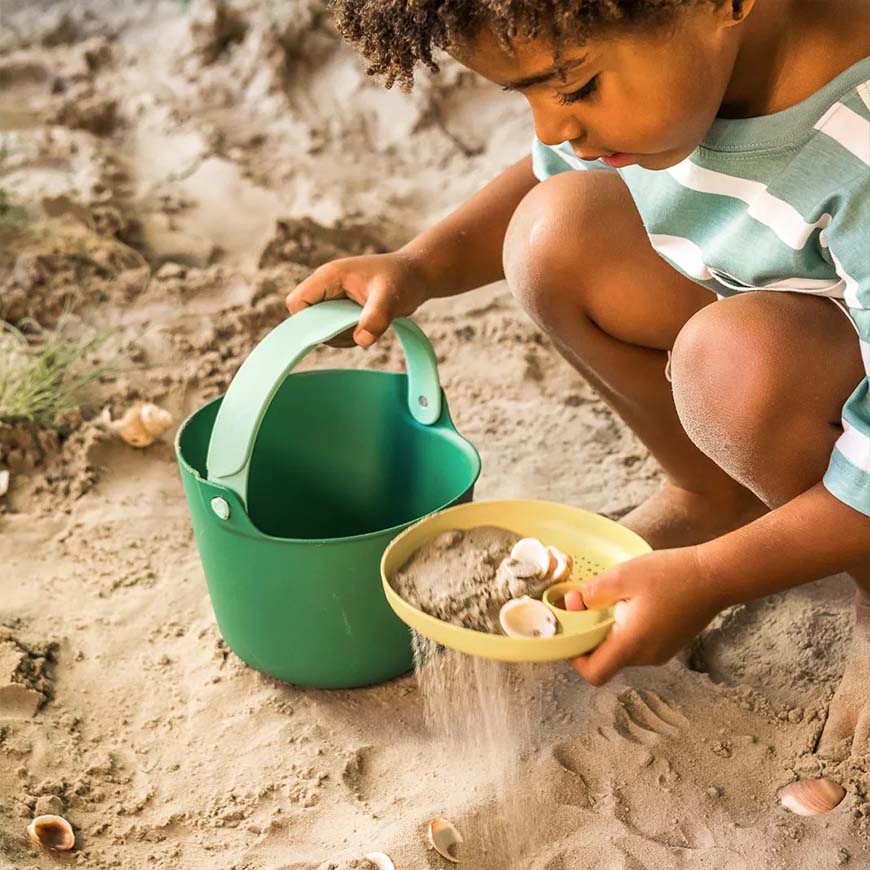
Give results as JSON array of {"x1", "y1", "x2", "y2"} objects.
[{"x1": 381, "y1": 499, "x2": 650, "y2": 663}]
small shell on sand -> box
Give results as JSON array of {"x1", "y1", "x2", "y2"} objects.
[
  {"x1": 364, "y1": 852, "x2": 395, "y2": 870},
  {"x1": 27, "y1": 815, "x2": 75, "y2": 851},
  {"x1": 103, "y1": 402, "x2": 174, "y2": 447},
  {"x1": 427, "y1": 817, "x2": 463, "y2": 863},
  {"x1": 779, "y1": 778, "x2": 846, "y2": 816},
  {"x1": 0, "y1": 469, "x2": 9, "y2": 497}
]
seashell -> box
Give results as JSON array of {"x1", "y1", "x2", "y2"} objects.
[
  {"x1": 499, "y1": 596, "x2": 558, "y2": 639},
  {"x1": 510, "y1": 538, "x2": 551, "y2": 578},
  {"x1": 563, "y1": 589, "x2": 584, "y2": 611},
  {"x1": 104, "y1": 402, "x2": 174, "y2": 448},
  {"x1": 365, "y1": 851, "x2": 395, "y2": 870},
  {"x1": 779, "y1": 778, "x2": 846, "y2": 816},
  {"x1": 0, "y1": 469, "x2": 9, "y2": 497},
  {"x1": 548, "y1": 547, "x2": 573, "y2": 582},
  {"x1": 27, "y1": 814, "x2": 75, "y2": 851},
  {"x1": 427, "y1": 817, "x2": 463, "y2": 863}
]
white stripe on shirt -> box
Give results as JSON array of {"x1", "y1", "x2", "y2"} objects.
[
  {"x1": 828, "y1": 245, "x2": 863, "y2": 308},
  {"x1": 667, "y1": 159, "x2": 833, "y2": 251},
  {"x1": 815, "y1": 103, "x2": 870, "y2": 165},
  {"x1": 755, "y1": 276, "x2": 846, "y2": 294},
  {"x1": 553, "y1": 149, "x2": 590, "y2": 171},
  {"x1": 858, "y1": 80, "x2": 870, "y2": 114},
  {"x1": 835, "y1": 419, "x2": 870, "y2": 473},
  {"x1": 648, "y1": 234, "x2": 712, "y2": 280}
]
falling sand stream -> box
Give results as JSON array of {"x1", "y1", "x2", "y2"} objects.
[{"x1": 412, "y1": 634, "x2": 552, "y2": 868}]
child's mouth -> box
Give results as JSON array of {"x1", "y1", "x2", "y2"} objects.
[{"x1": 599, "y1": 152, "x2": 634, "y2": 168}]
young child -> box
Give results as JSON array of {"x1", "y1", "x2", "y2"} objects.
[{"x1": 286, "y1": 0, "x2": 870, "y2": 801}]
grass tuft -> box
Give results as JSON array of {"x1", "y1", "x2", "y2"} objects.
[{"x1": 0, "y1": 315, "x2": 113, "y2": 429}]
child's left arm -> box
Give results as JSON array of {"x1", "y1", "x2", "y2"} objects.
[{"x1": 573, "y1": 481, "x2": 870, "y2": 686}]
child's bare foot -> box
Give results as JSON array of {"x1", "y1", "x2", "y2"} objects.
[
  {"x1": 816, "y1": 593, "x2": 870, "y2": 762},
  {"x1": 620, "y1": 480, "x2": 768, "y2": 550},
  {"x1": 783, "y1": 594, "x2": 870, "y2": 814}
]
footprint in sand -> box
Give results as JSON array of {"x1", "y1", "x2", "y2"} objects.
[
  {"x1": 600, "y1": 688, "x2": 689, "y2": 747},
  {"x1": 543, "y1": 743, "x2": 593, "y2": 808}
]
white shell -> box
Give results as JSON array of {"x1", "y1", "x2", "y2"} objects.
[
  {"x1": 499, "y1": 596, "x2": 558, "y2": 639},
  {"x1": 105, "y1": 402, "x2": 174, "y2": 448},
  {"x1": 427, "y1": 817, "x2": 463, "y2": 863},
  {"x1": 779, "y1": 778, "x2": 846, "y2": 816},
  {"x1": 510, "y1": 538, "x2": 551, "y2": 578},
  {"x1": 365, "y1": 852, "x2": 395, "y2": 870},
  {"x1": 0, "y1": 469, "x2": 9, "y2": 497},
  {"x1": 27, "y1": 815, "x2": 75, "y2": 851}
]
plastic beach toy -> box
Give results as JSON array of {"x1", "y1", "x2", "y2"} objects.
[
  {"x1": 381, "y1": 499, "x2": 650, "y2": 663},
  {"x1": 176, "y1": 300, "x2": 481, "y2": 688}
]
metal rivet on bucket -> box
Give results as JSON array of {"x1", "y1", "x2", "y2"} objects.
[
  {"x1": 419, "y1": 396, "x2": 428, "y2": 407},
  {"x1": 210, "y1": 497, "x2": 230, "y2": 520}
]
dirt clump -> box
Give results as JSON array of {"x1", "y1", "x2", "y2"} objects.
[{"x1": 0, "y1": 626, "x2": 57, "y2": 718}]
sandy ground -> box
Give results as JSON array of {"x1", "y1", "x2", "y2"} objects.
[{"x1": 1, "y1": 2, "x2": 868, "y2": 868}]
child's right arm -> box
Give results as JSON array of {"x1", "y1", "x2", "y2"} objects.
[{"x1": 285, "y1": 155, "x2": 538, "y2": 347}]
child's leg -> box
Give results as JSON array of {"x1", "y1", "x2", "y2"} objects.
[
  {"x1": 666, "y1": 289, "x2": 869, "y2": 760},
  {"x1": 502, "y1": 170, "x2": 767, "y2": 549},
  {"x1": 504, "y1": 172, "x2": 869, "y2": 758}
]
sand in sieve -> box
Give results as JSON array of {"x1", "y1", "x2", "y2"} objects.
[
  {"x1": 392, "y1": 526, "x2": 519, "y2": 632},
  {"x1": 395, "y1": 527, "x2": 555, "y2": 866}
]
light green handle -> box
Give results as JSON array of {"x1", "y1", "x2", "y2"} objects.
[{"x1": 206, "y1": 300, "x2": 443, "y2": 508}]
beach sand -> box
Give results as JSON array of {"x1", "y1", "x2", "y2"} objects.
[{"x1": 0, "y1": 2, "x2": 867, "y2": 867}]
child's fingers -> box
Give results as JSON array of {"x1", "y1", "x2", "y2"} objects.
[
  {"x1": 353, "y1": 289, "x2": 394, "y2": 347},
  {"x1": 285, "y1": 266, "x2": 348, "y2": 315},
  {"x1": 571, "y1": 628, "x2": 635, "y2": 686},
  {"x1": 580, "y1": 564, "x2": 627, "y2": 610}
]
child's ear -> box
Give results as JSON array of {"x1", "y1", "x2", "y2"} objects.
[{"x1": 717, "y1": 0, "x2": 756, "y2": 28}]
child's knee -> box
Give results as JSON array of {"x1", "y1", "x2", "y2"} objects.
[
  {"x1": 670, "y1": 303, "x2": 778, "y2": 456},
  {"x1": 503, "y1": 171, "x2": 626, "y2": 326}
]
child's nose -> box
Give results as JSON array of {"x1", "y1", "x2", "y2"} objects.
[{"x1": 531, "y1": 102, "x2": 584, "y2": 147}]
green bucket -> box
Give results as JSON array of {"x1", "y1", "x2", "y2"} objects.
[{"x1": 175, "y1": 300, "x2": 481, "y2": 689}]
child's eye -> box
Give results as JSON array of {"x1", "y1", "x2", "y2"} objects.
[{"x1": 557, "y1": 75, "x2": 599, "y2": 105}]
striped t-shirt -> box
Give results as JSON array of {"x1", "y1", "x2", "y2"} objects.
[{"x1": 532, "y1": 56, "x2": 870, "y2": 517}]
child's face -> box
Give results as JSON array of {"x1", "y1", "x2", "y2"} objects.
[{"x1": 452, "y1": 4, "x2": 745, "y2": 171}]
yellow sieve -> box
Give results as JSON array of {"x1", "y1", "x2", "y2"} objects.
[{"x1": 381, "y1": 499, "x2": 650, "y2": 663}]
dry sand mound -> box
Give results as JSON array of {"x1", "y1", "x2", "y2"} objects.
[{"x1": 0, "y1": 2, "x2": 867, "y2": 868}]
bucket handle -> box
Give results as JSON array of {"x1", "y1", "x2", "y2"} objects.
[{"x1": 205, "y1": 299, "x2": 443, "y2": 508}]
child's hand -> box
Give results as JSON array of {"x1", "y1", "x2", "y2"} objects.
[
  {"x1": 571, "y1": 547, "x2": 723, "y2": 686},
  {"x1": 285, "y1": 251, "x2": 431, "y2": 348}
]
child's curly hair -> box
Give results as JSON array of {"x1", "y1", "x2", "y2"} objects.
[{"x1": 329, "y1": 0, "x2": 742, "y2": 89}]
